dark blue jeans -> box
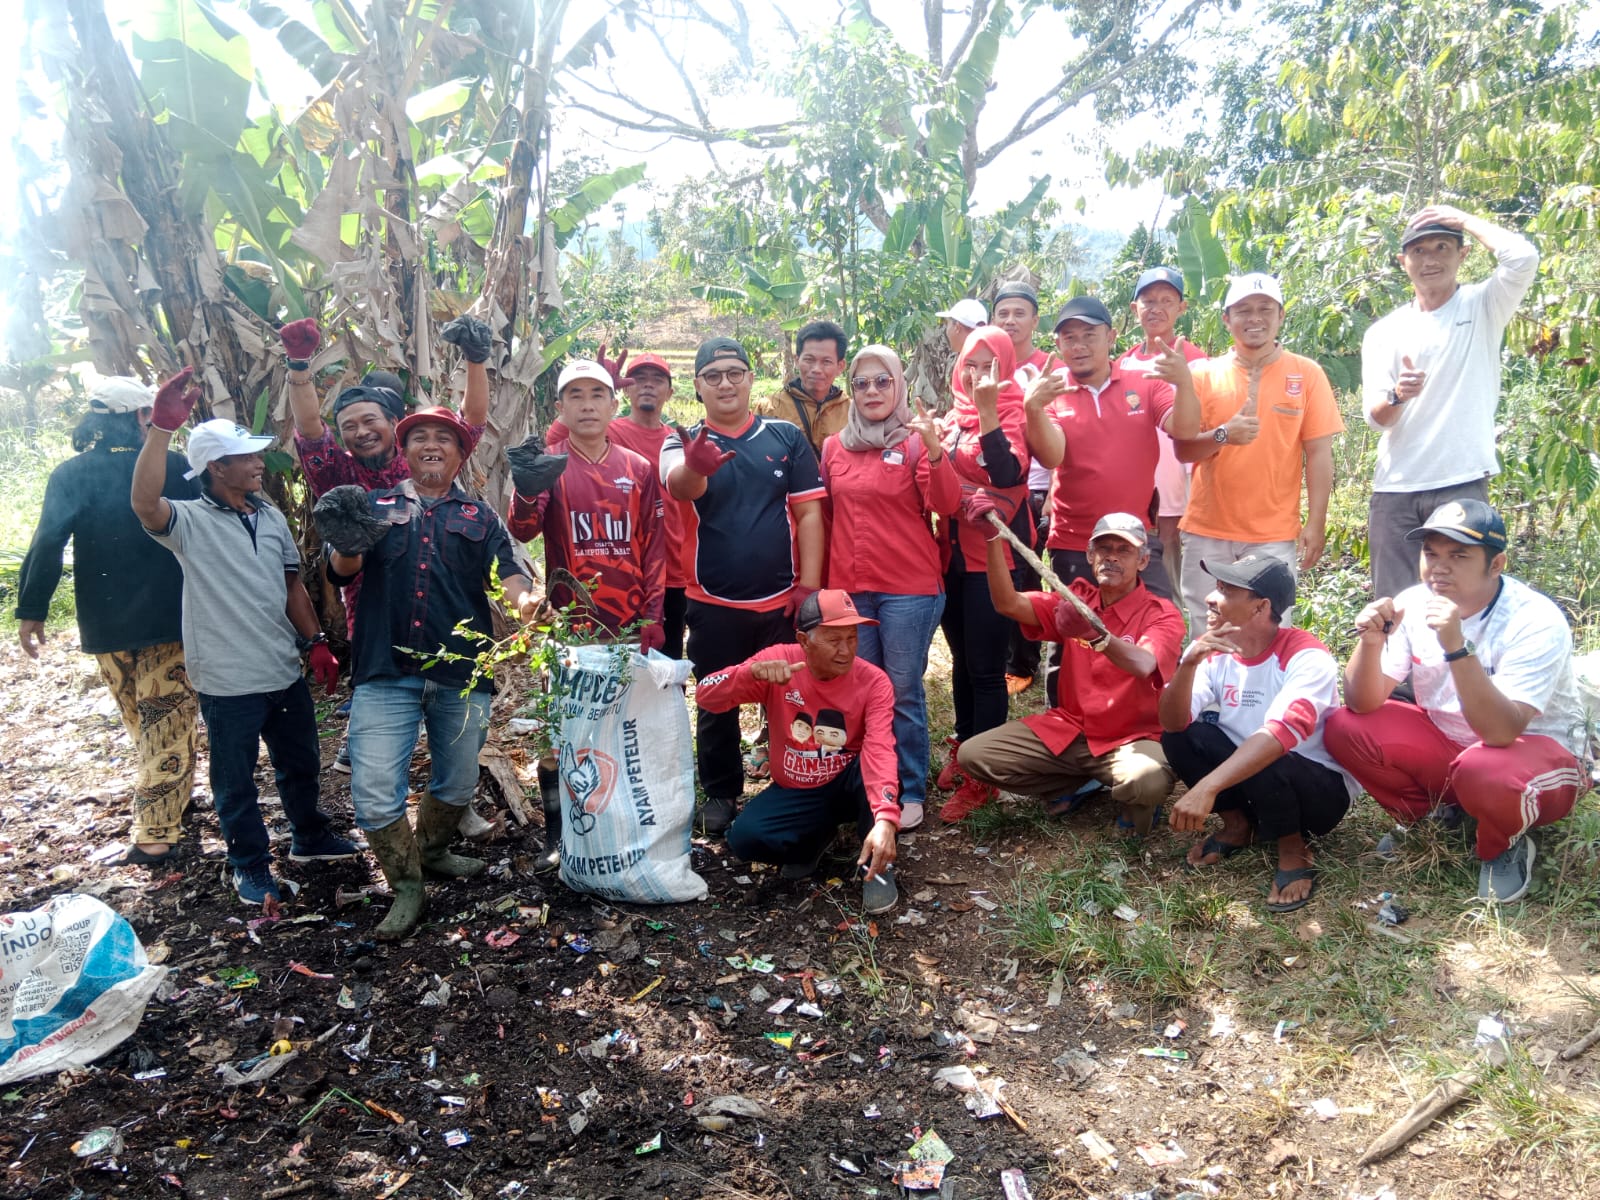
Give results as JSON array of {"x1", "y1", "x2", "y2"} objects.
[
  {"x1": 199, "y1": 678, "x2": 329, "y2": 869},
  {"x1": 726, "y1": 761, "x2": 876, "y2": 867}
]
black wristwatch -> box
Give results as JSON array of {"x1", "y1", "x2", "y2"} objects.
[
  {"x1": 297, "y1": 632, "x2": 328, "y2": 653},
  {"x1": 1386, "y1": 389, "x2": 1405, "y2": 407},
  {"x1": 286, "y1": 358, "x2": 311, "y2": 373},
  {"x1": 1212, "y1": 426, "x2": 1229, "y2": 444},
  {"x1": 1443, "y1": 644, "x2": 1473, "y2": 663}
]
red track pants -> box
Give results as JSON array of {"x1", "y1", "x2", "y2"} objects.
[{"x1": 1324, "y1": 701, "x2": 1585, "y2": 860}]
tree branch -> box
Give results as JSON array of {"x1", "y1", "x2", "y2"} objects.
[{"x1": 940, "y1": 0, "x2": 991, "y2": 82}]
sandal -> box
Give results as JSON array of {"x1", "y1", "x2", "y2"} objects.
[
  {"x1": 1183, "y1": 834, "x2": 1249, "y2": 871},
  {"x1": 1265, "y1": 866, "x2": 1319, "y2": 914},
  {"x1": 743, "y1": 744, "x2": 771, "y2": 781},
  {"x1": 120, "y1": 844, "x2": 179, "y2": 866},
  {"x1": 1046, "y1": 781, "x2": 1105, "y2": 818}
]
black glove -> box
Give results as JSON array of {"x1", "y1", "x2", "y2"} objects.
[
  {"x1": 440, "y1": 315, "x2": 493, "y2": 364},
  {"x1": 506, "y1": 433, "x2": 568, "y2": 497},
  {"x1": 313, "y1": 486, "x2": 392, "y2": 556}
]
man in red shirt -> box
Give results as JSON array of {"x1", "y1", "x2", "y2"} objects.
[
  {"x1": 1118, "y1": 267, "x2": 1209, "y2": 601},
  {"x1": 507, "y1": 359, "x2": 666, "y2": 646},
  {"x1": 696, "y1": 590, "x2": 901, "y2": 914},
  {"x1": 955, "y1": 510, "x2": 1185, "y2": 834}
]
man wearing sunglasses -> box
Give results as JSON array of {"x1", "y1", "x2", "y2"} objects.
[{"x1": 661, "y1": 337, "x2": 827, "y2": 834}]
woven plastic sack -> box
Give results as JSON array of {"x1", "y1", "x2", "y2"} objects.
[
  {"x1": 556, "y1": 644, "x2": 706, "y2": 903},
  {"x1": 1, "y1": 894, "x2": 166, "y2": 1083}
]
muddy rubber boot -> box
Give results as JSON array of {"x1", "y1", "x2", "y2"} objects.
[
  {"x1": 365, "y1": 818, "x2": 426, "y2": 941},
  {"x1": 414, "y1": 792, "x2": 486, "y2": 879},
  {"x1": 535, "y1": 761, "x2": 562, "y2": 873}
]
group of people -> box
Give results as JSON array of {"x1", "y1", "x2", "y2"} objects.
[{"x1": 16, "y1": 202, "x2": 1588, "y2": 927}]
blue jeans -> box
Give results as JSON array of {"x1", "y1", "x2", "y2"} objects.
[
  {"x1": 348, "y1": 675, "x2": 491, "y2": 830},
  {"x1": 851, "y1": 591, "x2": 945, "y2": 806},
  {"x1": 199, "y1": 679, "x2": 329, "y2": 869}
]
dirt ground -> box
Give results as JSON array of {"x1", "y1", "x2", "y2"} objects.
[{"x1": 1, "y1": 632, "x2": 1595, "y2": 1200}]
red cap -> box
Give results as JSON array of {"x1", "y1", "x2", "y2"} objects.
[
  {"x1": 395, "y1": 405, "x2": 471, "y2": 451},
  {"x1": 796, "y1": 589, "x2": 879, "y2": 632},
  {"x1": 623, "y1": 352, "x2": 673, "y2": 381}
]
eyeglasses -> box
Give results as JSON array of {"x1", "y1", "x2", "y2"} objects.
[
  {"x1": 851, "y1": 374, "x2": 894, "y2": 393},
  {"x1": 697, "y1": 367, "x2": 749, "y2": 386}
]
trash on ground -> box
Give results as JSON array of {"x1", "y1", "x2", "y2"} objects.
[
  {"x1": 1137, "y1": 1046, "x2": 1189, "y2": 1061},
  {"x1": 1135, "y1": 1140, "x2": 1187, "y2": 1166},
  {"x1": 1310, "y1": 1097, "x2": 1340, "y2": 1120},
  {"x1": 634, "y1": 1132, "x2": 662, "y2": 1155},
  {"x1": 893, "y1": 1129, "x2": 954, "y2": 1190},
  {"x1": 1475, "y1": 1015, "x2": 1507, "y2": 1046},
  {"x1": 72, "y1": 1127, "x2": 124, "y2": 1158},
  {"x1": 1078, "y1": 1129, "x2": 1118, "y2": 1170},
  {"x1": 1054, "y1": 1049, "x2": 1099, "y2": 1087},
  {"x1": 1000, "y1": 1167, "x2": 1035, "y2": 1200}
]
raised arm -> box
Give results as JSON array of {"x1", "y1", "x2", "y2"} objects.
[{"x1": 133, "y1": 369, "x2": 201, "y2": 530}]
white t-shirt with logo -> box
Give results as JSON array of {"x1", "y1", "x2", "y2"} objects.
[
  {"x1": 1381, "y1": 575, "x2": 1586, "y2": 757},
  {"x1": 1187, "y1": 627, "x2": 1358, "y2": 796}
]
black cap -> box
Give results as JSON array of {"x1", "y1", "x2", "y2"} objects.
[
  {"x1": 694, "y1": 337, "x2": 750, "y2": 375},
  {"x1": 993, "y1": 281, "x2": 1039, "y2": 312},
  {"x1": 1203, "y1": 554, "x2": 1296, "y2": 619},
  {"x1": 1400, "y1": 220, "x2": 1465, "y2": 250},
  {"x1": 1052, "y1": 295, "x2": 1113, "y2": 331},
  {"x1": 332, "y1": 384, "x2": 405, "y2": 423},
  {"x1": 1405, "y1": 499, "x2": 1507, "y2": 554}
]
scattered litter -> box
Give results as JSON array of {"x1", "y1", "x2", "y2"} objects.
[
  {"x1": 726, "y1": 953, "x2": 776, "y2": 973},
  {"x1": 763, "y1": 1031, "x2": 795, "y2": 1050},
  {"x1": 749, "y1": 984, "x2": 770, "y2": 1004},
  {"x1": 694, "y1": 1094, "x2": 771, "y2": 1120},
  {"x1": 630, "y1": 976, "x2": 665, "y2": 1002},
  {"x1": 933, "y1": 1065, "x2": 980, "y2": 1091},
  {"x1": 568, "y1": 1113, "x2": 589, "y2": 1135},
  {"x1": 965, "y1": 1082, "x2": 1005, "y2": 1119},
  {"x1": 767, "y1": 998, "x2": 794, "y2": 1015},
  {"x1": 216, "y1": 966, "x2": 259, "y2": 989},
  {"x1": 1112, "y1": 904, "x2": 1140, "y2": 922},
  {"x1": 970, "y1": 895, "x2": 999, "y2": 912},
  {"x1": 831, "y1": 1153, "x2": 863, "y2": 1174},
  {"x1": 484, "y1": 928, "x2": 521, "y2": 949},
  {"x1": 1135, "y1": 1140, "x2": 1187, "y2": 1166},
  {"x1": 1274, "y1": 1020, "x2": 1299, "y2": 1043},
  {"x1": 1378, "y1": 899, "x2": 1410, "y2": 926},
  {"x1": 795, "y1": 1002, "x2": 824, "y2": 1019},
  {"x1": 954, "y1": 1006, "x2": 1000, "y2": 1043},
  {"x1": 1078, "y1": 1129, "x2": 1118, "y2": 1170},
  {"x1": 1310, "y1": 1097, "x2": 1340, "y2": 1121},
  {"x1": 863, "y1": 1104, "x2": 881, "y2": 1119},
  {"x1": 217, "y1": 1048, "x2": 298, "y2": 1085},
  {"x1": 1047, "y1": 970, "x2": 1065, "y2": 1007},
  {"x1": 1165, "y1": 1019, "x2": 1187, "y2": 1039},
  {"x1": 72, "y1": 1127, "x2": 123, "y2": 1158},
  {"x1": 1000, "y1": 1167, "x2": 1035, "y2": 1200},
  {"x1": 443, "y1": 1129, "x2": 471, "y2": 1147},
  {"x1": 894, "y1": 1129, "x2": 954, "y2": 1190},
  {"x1": 578, "y1": 1086, "x2": 601, "y2": 1110},
  {"x1": 420, "y1": 978, "x2": 451, "y2": 1006},
  {"x1": 1053, "y1": 1049, "x2": 1099, "y2": 1087},
  {"x1": 565, "y1": 934, "x2": 592, "y2": 955},
  {"x1": 1137, "y1": 1046, "x2": 1189, "y2": 1061},
  {"x1": 133, "y1": 1068, "x2": 166, "y2": 1080},
  {"x1": 1476, "y1": 1015, "x2": 1507, "y2": 1047},
  {"x1": 634, "y1": 1132, "x2": 662, "y2": 1155},
  {"x1": 287, "y1": 961, "x2": 334, "y2": 980},
  {"x1": 1207, "y1": 1012, "x2": 1236, "y2": 1040}
]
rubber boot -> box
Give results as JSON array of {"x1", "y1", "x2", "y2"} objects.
[
  {"x1": 535, "y1": 761, "x2": 562, "y2": 873},
  {"x1": 415, "y1": 791, "x2": 486, "y2": 878},
  {"x1": 365, "y1": 818, "x2": 426, "y2": 941}
]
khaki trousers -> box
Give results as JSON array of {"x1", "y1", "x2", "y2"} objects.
[
  {"x1": 94, "y1": 641, "x2": 198, "y2": 844},
  {"x1": 958, "y1": 721, "x2": 1173, "y2": 833}
]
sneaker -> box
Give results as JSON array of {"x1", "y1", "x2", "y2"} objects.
[
  {"x1": 288, "y1": 831, "x2": 362, "y2": 862},
  {"x1": 227, "y1": 861, "x2": 283, "y2": 906},
  {"x1": 335, "y1": 698, "x2": 352, "y2": 717},
  {"x1": 1375, "y1": 803, "x2": 1465, "y2": 861},
  {"x1": 699, "y1": 795, "x2": 739, "y2": 836},
  {"x1": 934, "y1": 737, "x2": 965, "y2": 791},
  {"x1": 862, "y1": 866, "x2": 898, "y2": 914},
  {"x1": 779, "y1": 846, "x2": 826, "y2": 880},
  {"x1": 1005, "y1": 674, "x2": 1034, "y2": 697},
  {"x1": 940, "y1": 778, "x2": 997, "y2": 824},
  {"x1": 898, "y1": 801, "x2": 925, "y2": 832},
  {"x1": 1478, "y1": 836, "x2": 1536, "y2": 903},
  {"x1": 332, "y1": 743, "x2": 352, "y2": 775}
]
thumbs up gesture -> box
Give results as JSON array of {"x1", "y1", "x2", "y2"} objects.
[{"x1": 1395, "y1": 354, "x2": 1427, "y2": 403}]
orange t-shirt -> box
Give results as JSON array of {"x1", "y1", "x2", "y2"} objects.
[{"x1": 1180, "y1": 350, "x2": 1344, "y2": 544}]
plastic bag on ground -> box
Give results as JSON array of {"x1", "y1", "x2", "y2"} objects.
[
  {"x1": 556, "y1": 643, "x2": 707, "y2": 903},
  {"x1": 1, "y1": 894, "x2": 167, "y2": 1083}
]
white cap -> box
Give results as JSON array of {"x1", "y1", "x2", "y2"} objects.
[
  {"x1": 184, "y1": 418, "x2": 274, "y2": 479},
  {"x1": 556, "y1": 359, "x2": 615, "y2": 395},
  {"x1": 89, "y1": 377, "x2": 155, "y2": 414},
  {"x1": 1222, "y1": 273, "x2": 1284, "y2": 310},
  {"x1": 935, "y1": 298, "x2": 989, "y2": 328}
]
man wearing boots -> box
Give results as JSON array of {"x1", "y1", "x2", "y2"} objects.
[{"x1": 324, "y1": 407, "x2": 540, "y2": 940}]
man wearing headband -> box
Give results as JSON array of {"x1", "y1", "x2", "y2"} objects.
[
  {"x1": 1361, "y1": 207, "x2": 1539, "y2": 602},
  {"x1": 696, "y1": 590, "x2": 900, "y2": 914},
  {"x1": 15, "y1": 377, "x2": 199, "y2": 865},
  {"x1": 131, "y1": 370, "x2": 359, "y2": 908},
  {"x1": 750, "y1": 321, "x2": 850, "y2": 457},
  {"x1": 1326, "y1": 500, "x2": 1586, "y2": 903}
]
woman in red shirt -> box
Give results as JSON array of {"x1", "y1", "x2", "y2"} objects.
[
  {"x1": 821, "y1": 345, "x2": 960, "y2": 829},
  {"x1": 937, "y1": 325, "x2": 1034, "y2": 822}
]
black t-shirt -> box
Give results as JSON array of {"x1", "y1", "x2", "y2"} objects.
[{"x1": 660, "y1": 416, "x2": 824, "y2": 610}]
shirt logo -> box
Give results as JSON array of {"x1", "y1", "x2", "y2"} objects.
[
  {"x1": 1285, "y1": 374, "x2": 1303, "y2": 397},
  {"x1": 1222, "y1": 683, "x2": 1241, "y2": 707},
  {"x1": 460, "y1": 503, "x2": 479, "y2": 518},
  {"x1": 612, "y1": 475, "x2": 635, "y2": 493},
  {"x1": 1124, "y1": 392, "x2": 1141, "y2": 412},
  {"x1": 785, "y1": 688, "x2": 806, "y2": 706}
]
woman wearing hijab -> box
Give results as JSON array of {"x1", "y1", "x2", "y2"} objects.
[
  {"x1": 821, "y1": 346, "x2": 961, "y2": 830},
  {"x1": 936, "y1": 325, "x2": 1035, "y2": 822}
]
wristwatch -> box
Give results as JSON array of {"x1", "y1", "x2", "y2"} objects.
[
  {"x1": 296, "y1": 632, "x2": 329, "y2": 652},
  {"x1": 1211, "y1": 426, "x2": 1229, "y2": 444},
  {"x1": 1386, "y1": 389, "x2": 1405, "y2": 407},
  {"x1": 1089, "y1": 631, "x2": 1113, "y2": 653},
  {"x1": 1443, "y1": 643, "x2": 1473, "y2": 663}
]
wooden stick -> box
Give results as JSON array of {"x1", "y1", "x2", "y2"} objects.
[
  {"x1": 1357, "y1": 1071, "x2": 1481, "y2": 1165},
  {"x1": 1559, "y1": 1019, "x2": 1600, "y2": 1062},
  {"x1": 983, "y1": 511, "x2": 1109, "y2": 637}
]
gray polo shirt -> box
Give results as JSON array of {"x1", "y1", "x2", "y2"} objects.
[{"x1": 146, "y1": 494, "x2": 302, "y2": 697}]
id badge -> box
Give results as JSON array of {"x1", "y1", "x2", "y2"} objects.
[{"x1": 881, "y1": 448, "x2": 905, "y2": 466}]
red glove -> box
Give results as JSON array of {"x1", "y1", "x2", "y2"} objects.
[
  {"x1": 596, "y1": 341, "x2": 630, "y2": 388},
  {"x1": 960, "y1": 488, "x2": 1015, "y2": 539},
  {"x1": 679, "y1": 426, "x2": 736, "y2": 477},
  {"x1": 1053, "y1": 598, "x2": 1097, "y2": 643},
  {"x1": 308, "y1": 642, "x2": 340, "y2": 694},
  {"x1": 151, "y1": 367, "x2": 201, "y2": 432},
  {"x1": 638, "y1": 623, "x2": 666, "y2": 655},
  {"x1": 279, "y1": 318, "x2": 321, "y2": 364},
  {"x1": 784, "y1": 584, "x2": 819, "y2": 619}
]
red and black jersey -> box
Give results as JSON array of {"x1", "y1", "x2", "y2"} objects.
[{"x1": 508, "y1": 440, "x2": 665, "y2": 638}]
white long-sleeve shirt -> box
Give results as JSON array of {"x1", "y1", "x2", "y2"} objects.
[{"x1": 1361, "y1": 233, "x2": 1538, "y2": 493}]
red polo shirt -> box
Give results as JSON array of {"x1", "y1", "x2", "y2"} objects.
[
  {"x1": 1043, "y1": 360, "x2": 1176, "y2": 551},
  {"x1": 1018, "y1": 579, "x2": 1185, "y2": 755},
  {"x1": 821, "y1": 435, "x2": 961, "y2": 595}
]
